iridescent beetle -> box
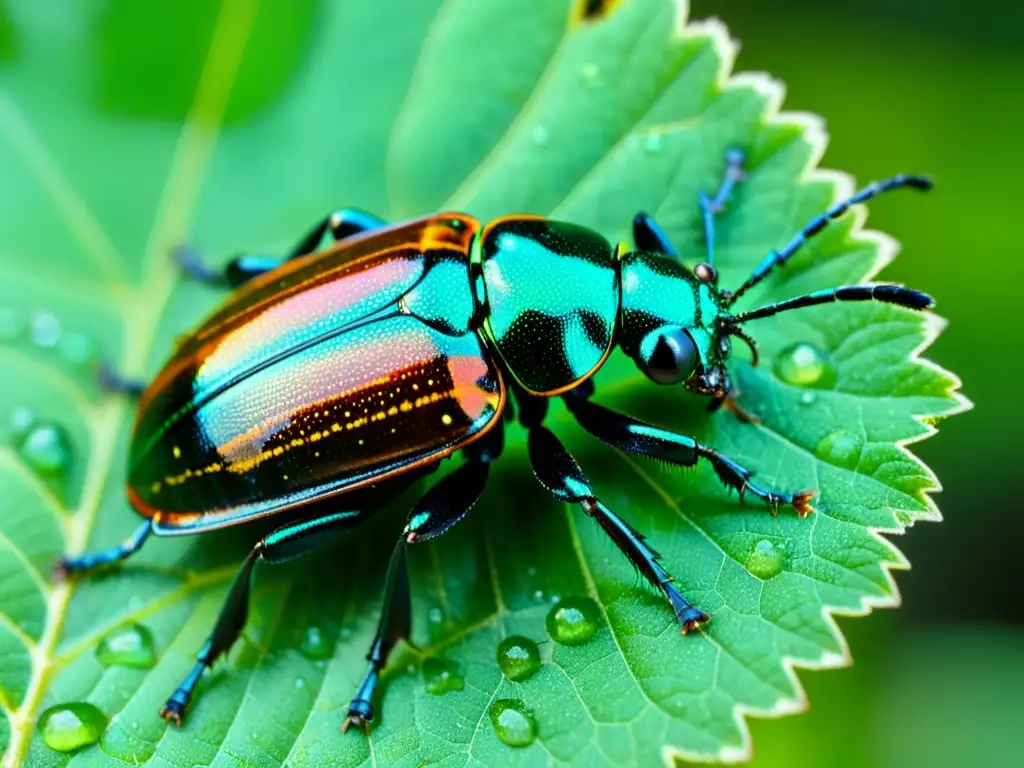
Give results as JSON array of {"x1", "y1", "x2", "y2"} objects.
[{"x1": 56, "y1": 151, "x2": 933, "y2": 731}]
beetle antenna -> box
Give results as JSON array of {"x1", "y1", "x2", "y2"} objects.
[
  {"x1": 733, "y1": 284, "x2": 933, "y2": 324},
  {"x1": 725, "y1": 174, "x2": 933, "y2": 306}
]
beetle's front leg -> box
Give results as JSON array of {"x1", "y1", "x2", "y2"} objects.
[
  {"x1": 564, "y1": 392, "x2": 814, "y2": 517},
  {"x1": 178, "y1": 208, "x2": 388, "y2": 289}
]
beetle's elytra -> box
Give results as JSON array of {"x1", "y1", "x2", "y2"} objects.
[{"x1": 56, "y1": 152, "x2": 935, "y2": 732}]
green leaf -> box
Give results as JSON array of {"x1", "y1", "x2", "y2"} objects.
[{"x1": 0, "y1": 0, "x2": 967, "y2": 765}]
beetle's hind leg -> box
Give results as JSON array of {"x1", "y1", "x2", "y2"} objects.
[
  {"x1": 53, "y1": 519, "x2": 154, "y2": 581},
  {"x1": 178, "y1": 208, "x2": 388, "y2": 289},
  {"x1": 158, "y1": 507, "x2": 373, "y2": 724},
  {"x1": 564, "y1": 390, "x2": 814, "y2": 517},
  {"x1": 344, "y1": 432, "x2": 499, "y2": 732},
  {"x1": 96, "y1": 359, "x2": 147, "y2": 398}
]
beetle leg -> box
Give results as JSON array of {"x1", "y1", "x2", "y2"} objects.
[
  {"x1": 159, "y1": 508, "x2": 369, "y2": 725},
  {"x1": 527, "y1": 425, "x2": 710, "y2": 634},
  {"x1": 96, "y1": 359, "x2": 147, "y2": 398},
  {"x1": 631, "y1": 212, "x2": 680, "y2": 259},
  {"x1": 179, "y1": 208, "x2": 389, "y2": 289},
  {"x1": 563, "y1": 393, "x2": 814, "y2": 517},
  {"x1": 698, "y1": 148, "x2": 745, "y2": 269},
  {"x1": 344, "y1": 440, "x2": 497, "y2": 733},
  {"x1": 52, "y1": 519, "x2": 153, "y2": 581}
]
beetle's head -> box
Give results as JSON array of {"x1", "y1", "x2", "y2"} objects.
[
  {"x1": 618, "y1": 252, "x2": 742, "y2": 403},
  {"x1": 617, "y1": 248, "x2": 934, "y2": 407}
]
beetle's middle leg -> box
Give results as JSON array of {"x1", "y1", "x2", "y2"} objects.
[
  {"x1": 343, "y1": 429, "x2": 500, "y2": 732},
  {"x1": 563, "y1": 389, "x2": 814, "y2": 516},
  {"x1": 525, "y1": 419, "x2": 710, "y2": 634},
  {"x1": 178, "y1": 208, "x2": 387, "y2": 288}
]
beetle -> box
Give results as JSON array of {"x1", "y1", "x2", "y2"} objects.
[{"x1": 55, "y1": 150, "x2": 934, "y2": 732}]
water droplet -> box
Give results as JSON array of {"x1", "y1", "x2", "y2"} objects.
[
  {"x1": 814, "y1": 429, "x2": 864, "y2": 470},
  {"x1": 17, "y1": 422, "x2": 72, "y2": 492},
  {"x1": 58, "y1": 332, "x2": 95, "y2": 366},
  {"x1": 96, "y1": 623, "x2": 156, "y2": 669},
  {"x1": 526, "y1": 566, "x2": 537, "y2": 577},
  {"x1": 533, "y1": 589, "x2": 545, "y2": 603},
  {"x1": 496, "y1": 636, "x2": 541, "y2": 682},
  {"x1": 531, "y1": 125, "x2": 549, "y2": 145},
  {"x1": 298, "y1": 626, "x2": 332, "y2": 660},
  {"x1": 644, "y1": 133, "x2": 663, "y2": 154},
  {"x1": 339, "y1": 627, "x2": 352, "y2": 641},
  {"x1": 799, "y1": 390, "x2": 817, "y2": 406},
  {"x1": 294, "y1": 677, "x2": 306, "y2": 689},
  {"x1": 422, "y1": 657, "x2": 464, "y2": 695},
  {"x1": 9, "y1": 405, "x2": 36, "y2": 440},
  {"x1": 0, "y1": 306, "x2": 23, "y2": 341},
  {"x1": 746, "y1": 539, "x2": 785, "y2": 580},
  {"x1": 545, "y1": 596, "x2": 600, "y2": 646},
  {"x1": 30, "y1": 312, "x2": 61, "y2": 349},
  {"x1": 489, "y1": 699, "x2": 536, "y2": 747},
  {"x1": 38, "y1": 702, "x2": 107, "y2": 753},
  {"x1": 773, "y1": 342, "x2": 836, "y2": 388},
  {"x1": 580, "y1": 62, "x2": 603, "y2": 86},
  {"x1": 428, "y1": 607, "x2": 443, "y2": 624}
]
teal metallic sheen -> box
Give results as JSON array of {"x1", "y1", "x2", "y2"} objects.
[
  {"x1": 476, "y1": 218, "x2": 618, "y2": 395},
  {"x1": 619, "y1": 250, "x2": 724, "y2": 372}
]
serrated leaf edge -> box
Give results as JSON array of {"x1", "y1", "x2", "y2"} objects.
[{"x1": 656, "y1": 8, "x2": 971, "y2": 765}]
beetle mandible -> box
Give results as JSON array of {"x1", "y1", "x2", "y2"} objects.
[{"x1": 56, "y1": 150, "x2": 934, "y2": 732}]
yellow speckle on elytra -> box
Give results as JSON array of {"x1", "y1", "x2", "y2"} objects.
[
  {"x1": 441, "y1": 414, "x2": 453, "y2": 426},
  {"x1": 173, "y1": 446, "x2": 182, "y2": 459}
]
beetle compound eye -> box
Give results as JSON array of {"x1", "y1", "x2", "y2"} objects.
[{"x1": 638, "y1": 326, "x2": 699, "y2": 385}]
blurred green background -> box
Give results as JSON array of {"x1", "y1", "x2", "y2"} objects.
[
  {"x1": 689, "y1": 0, "x2": 1020, "y2": 765},
  {"x1": 2, "y1": 0, "x2": 1015, "y2": 765}
]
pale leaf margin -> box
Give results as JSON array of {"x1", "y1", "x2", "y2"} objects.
[{"x1": 660, "y1": 7, "x2": 970, "y2": 765}]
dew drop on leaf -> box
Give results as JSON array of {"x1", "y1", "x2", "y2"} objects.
[
  {"x1": 17, "y1": 421, "x2": 72, "y2": 495},
  {"x1": 773, "y1": 342, "x2": 836, "y2": 388},
  {"x1": 489, "y1": 699, "x2": 536, "y2": 747},
  {"x1": 9, "y1": 404, "x2": 35, "y2": 440},
  {"x1": 799, "y1": 390, "x2": 817, "y2": 406},
  {"x1": 422, "y1": 657, "x2": 464, "y2": 695},
  {"x1": 497, "y1": 636, "x2": 541, "y2": 682},
  {"x1": 294, "y1": 677, "x2": 306, "y2": 689},
  {"x1": 298, "y1": 625, "x2": 332, "y2": 660},
  {"x1": 96, "y1": 623, "x2": 156, "y2": 669},
  {"x1": 745, "y1": 539, "x2": 786, "y2": 580},
  {"x1": 644, "y1": 132, "x2": 663, "y2": 154},
  {"x1": 30, "y1": 311, "x2": 61, "y2": 349},
  {"x1": 580, "y1": 62, "x2": 602, "y2": 87},
  {"x1": 545, "y1": 596, "x2": 600, "y2": 646},
  {"x1": 38, "y1": 702, "x2": 107, "y2": 753},
  {"x1": 58, "y1": 331, "x2": 96, "y2": 366},
  {"x1": 530, "y1": 125, "x2": 549, "y2": 145},
  {"x1": 427, "y1": 606, "x2": 443, "y2": 624},
  {"x1": 814, "y1": 429, "x2": 864, "y2": 470}
]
